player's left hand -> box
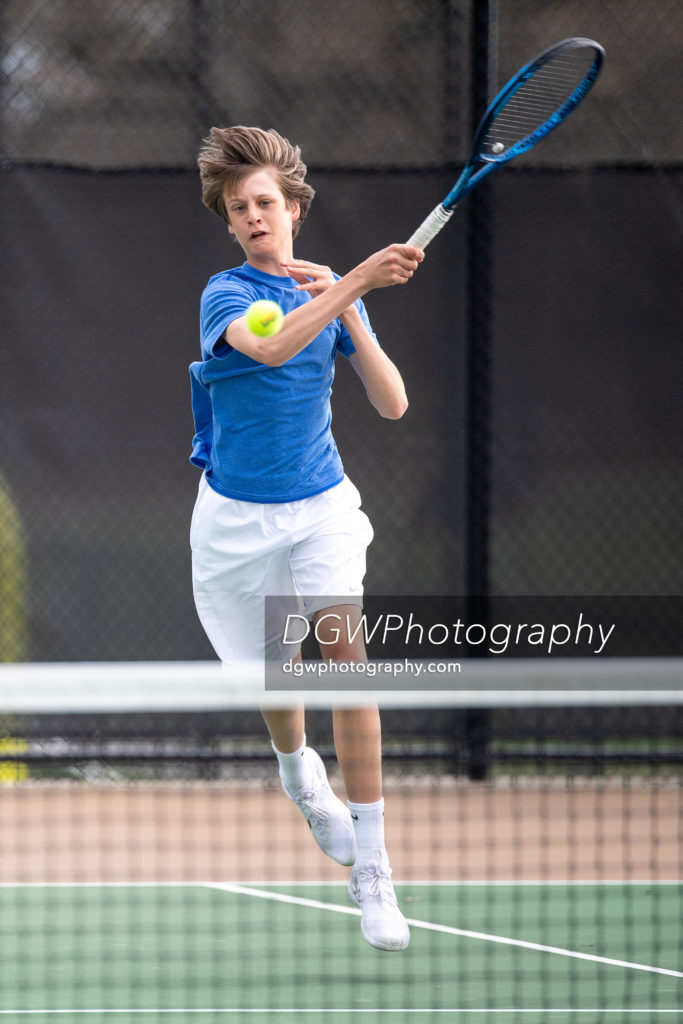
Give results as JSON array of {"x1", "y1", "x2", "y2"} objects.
[{"x1": 281, "y1": 259, "x2": 336, "y2": 297}]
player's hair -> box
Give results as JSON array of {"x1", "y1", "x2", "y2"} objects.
[{"x1": 197, "y1": 126, "x2": 315, "y2": 238}]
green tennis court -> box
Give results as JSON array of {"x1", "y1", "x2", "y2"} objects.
[{"x1": 1, "y1": 880, "x2": 680, "y2": 1021}]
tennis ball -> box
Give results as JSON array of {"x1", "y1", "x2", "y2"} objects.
[
  {"x1": 245, "y1": 300, "x2": 284, "y2": 338},
  {"x1": 491, "y1": 142, "x2": 505, "y2": 154}
]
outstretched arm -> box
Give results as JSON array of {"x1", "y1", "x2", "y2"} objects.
[{"x1": 225, "y1": 244, "x2": 423, "y2": 367}]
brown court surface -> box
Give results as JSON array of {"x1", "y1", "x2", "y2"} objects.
[{"x1": 0, "y1": 778, "x2": 680, "y2": 884}]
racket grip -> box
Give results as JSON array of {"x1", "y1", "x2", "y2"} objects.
[{"x1": 405, "y1": 204, "x2": 454, "y2": 249}]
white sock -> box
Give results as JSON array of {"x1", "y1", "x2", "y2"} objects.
[
  {"x1": 272, "y1": 734, "x2": 309, "y2": 792},
  {"x1": 347, "y1": 797, "x2": 386, "y2": 863}
]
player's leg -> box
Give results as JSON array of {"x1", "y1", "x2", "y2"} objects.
[
  {"x1": 261, "y1": 704, "x2": 305, "y2": 754},
  {"x1": 262, "y1": 657, "x2": 359, "y2": 863},
  {"x1": 266, "y1": 476, "x2": 375, "y2": 868},
  {"x1": 262, "y1": 697, "x2": 358, "y2": 864},
  {"x1": 191, "y1": 478, "x2": 355, "y2": 866},
  {"x1": 310, "y1": 603, "x2": 381, "y2": 801},
  {"x1": 332, "y1": 704, "x2": 381, "y2": 803},
  {"x1": 263, "y1": 681, "x2": 357, "y2": 866},
  {"x1": 313, "y1": 606, "x2": 409, "y2": 950}
]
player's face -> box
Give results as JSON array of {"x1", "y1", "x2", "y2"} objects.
[{"x1": 224, "y1": 169, "x2": 299, "y2": 266}]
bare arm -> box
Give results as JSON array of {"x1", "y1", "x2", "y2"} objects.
[
  {"x1": 224, "y1": 244, "x2": 423, "y2": 367},
  {"x1": 342, "y1": 306, "x2": 408, "y2": 419}
]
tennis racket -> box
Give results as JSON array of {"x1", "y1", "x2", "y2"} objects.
[{"x1": 406, "y1": 37, "x2": 605, "y2": 249}]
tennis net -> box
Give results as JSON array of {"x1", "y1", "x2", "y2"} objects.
[{"x1": 0, "y1": 658, "x2": 681, "y2": 1021}]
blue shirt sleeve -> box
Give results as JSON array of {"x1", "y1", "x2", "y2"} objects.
[
  {"x1": 200, "y1": 275, "x2": 259, "y2": 358},
  {"x1": 200, "y1": 269, "x2": 378, "y2": 362},
  {"x1": 335, "y1": 297, "x2": 378, "y2": 358}
]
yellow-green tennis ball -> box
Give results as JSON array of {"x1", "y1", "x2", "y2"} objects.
[{"x1": 245, "y1": 300, "x2": 284, "y2": 337}]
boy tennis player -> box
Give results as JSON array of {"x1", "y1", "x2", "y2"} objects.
[{"x1": 190, "y1": 126, "x2": 423, "y2": 951}]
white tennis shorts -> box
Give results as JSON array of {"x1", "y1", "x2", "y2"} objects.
[{"x1": 190, "y1": 475, "x2": 373, "y2": 664}]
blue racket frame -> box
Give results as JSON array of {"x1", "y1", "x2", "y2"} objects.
[{"x1": 406, "y1": 37, "x2": 605, "y2": 248}]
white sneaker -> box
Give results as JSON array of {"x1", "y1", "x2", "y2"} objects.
[
  {"x1": 281, "y1": 748, "x2": 357, "y2": 866},
  {"x1": 348, "y1": 850, "x2": 410, "y2": 951}
]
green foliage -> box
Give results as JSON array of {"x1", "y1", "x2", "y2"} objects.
[{"x1": 0, "y1": 476, "x2": 27, "y2": 662}]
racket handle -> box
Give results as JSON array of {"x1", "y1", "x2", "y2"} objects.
[{"x1": 405, "y1": 204, "x2": 454, "y2": 249}]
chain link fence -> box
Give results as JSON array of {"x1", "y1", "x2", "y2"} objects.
[
  {"x1": 1, "y1": 0, "x2": 682, "y2": 660},
  {"x1": 4, "y1": 0, "x2": 681, "y2": 169}
]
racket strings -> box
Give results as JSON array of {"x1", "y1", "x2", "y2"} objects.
[{"x1": 483, "y1": 49, "x2": 597, "y2": 156}]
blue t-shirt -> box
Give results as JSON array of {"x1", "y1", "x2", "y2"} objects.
[{"x1": 189, "y1": 262, "x2": 377, "y2": 503}]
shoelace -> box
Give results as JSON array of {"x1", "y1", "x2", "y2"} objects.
[{"x1": 356, "y1": 864, "x2": 397, "y2": 905}]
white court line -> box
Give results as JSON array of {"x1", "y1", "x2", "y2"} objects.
[
  {"x1": 2, "y1": 883, "x2": 679, "y2": 1017},
  {"x1": 206, "y1": 882, "x2": 683, "y2": 980},
  {"x1": 1, "y1": 1009, "x2": 682, "y2": 1015},
  {"x1": 0, "y1": 879, "x2": 680, "y2": 888},
  {"x1": 2, "y1": 880, "x2": 678, "y2": 978}
]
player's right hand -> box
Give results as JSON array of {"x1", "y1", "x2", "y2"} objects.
[{"x1": 357, "y1": 244, "x2": 424, "y2": 290}]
